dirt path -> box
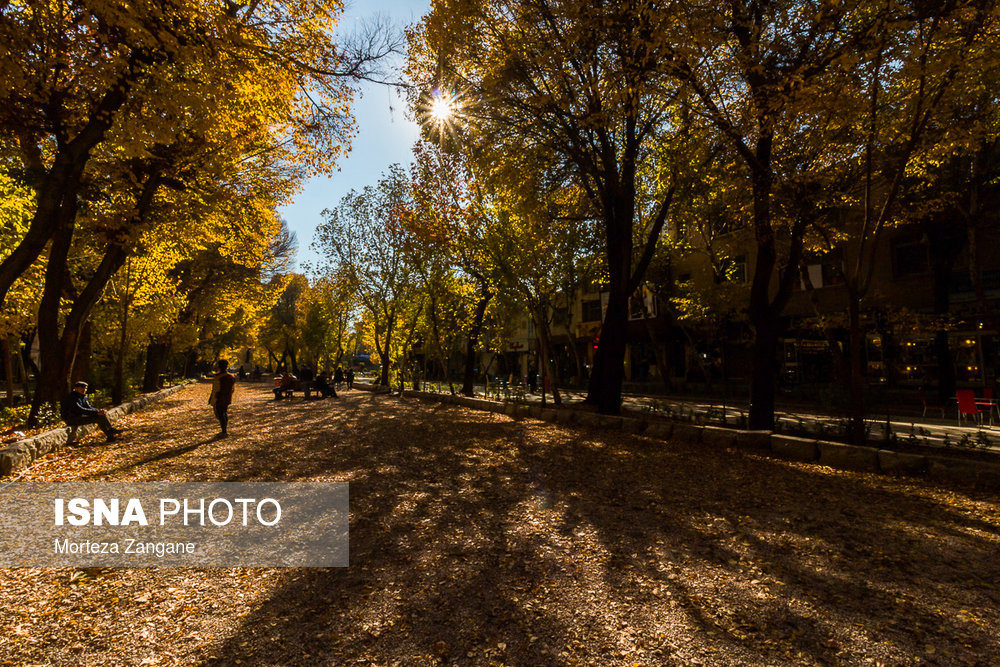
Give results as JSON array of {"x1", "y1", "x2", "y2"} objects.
[{"x1": 1, "y1": 381, "x2": 999, "y2": 665}]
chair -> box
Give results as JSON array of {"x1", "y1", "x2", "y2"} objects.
[
  {"x1": 956, "y1": 389, "x2": 986, "y2": 426},
  {"x1": 918, "y1": 386, "x2": 945, "y2": 418},
  {"x1": 976, "y1": 388, "x2": 997, "y2": 425}
]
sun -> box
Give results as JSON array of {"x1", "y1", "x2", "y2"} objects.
[
  {"x1": 431, "y1": 95, "x2": 455, "y2": 123},
  {"x1": 420, "y1": 87, "x2": 466, "y2": 144},
  {"x1": 430, "y1": 93, "x2": 455, "y2": 123}
]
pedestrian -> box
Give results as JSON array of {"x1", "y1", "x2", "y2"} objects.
[
  {"x1": 209, "y1": 359, "x2": 236, "y2": 437},
  {"x1": 300, "y1": 365, "x2": 314, "y2": 398},
  {"x1": 60, "y1": 381, "x2": 123, "y2": 442},
  {"x1": 345, "y1": 367, "x2": 354, "y2": 390},
  {"x1": 334, "y1": 366, "x2": 345, "y2": 390}
]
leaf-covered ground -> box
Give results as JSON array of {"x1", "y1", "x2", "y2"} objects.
[{"x1": 1, "y1": 382, "x2": 999, "y2": 666}]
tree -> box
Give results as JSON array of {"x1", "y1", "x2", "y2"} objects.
[
  {"x1": 477, "y1": 147, "x2": 595, "y2": 405},
  {"x1": 0, "y1": 0, "x2": 356, "y2": 304},
  {"x1": 260, "y1": 275, "x2": 310, "y2": 373},
  {"x1": 315, "y1": 165, "x2": 420, "y2": 386},
  {"x1": 2, "y1": 0, "x2": 401, "y2": 421},
  {"x1": 408, "y1": 0, "x2": 689, "y2": 413},
  {"x1": 658, "y1": 1, "x2": 896, "y2": 428},
  {"x1": 406, "y1": 141, "x2": 496, "y2": 396},
  {"x1": 296, "y1": 274, "x2": 359, "y2": 370},
  {"x1": 791, "y1": 2, "x2": 999, "y2": 442}
]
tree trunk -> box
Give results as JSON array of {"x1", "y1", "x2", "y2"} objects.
[
  {"x1": 746, "y1": 144, "x2": 781, "y2": 431},
  {"x1": 585, "y1": 175, "x2": 638, "y2": 415},
  {"x1": 847, "y1": 295, "x2": 867, "y2": 445},
  {"x1": 461, "y1": 288, "x2": 492, "y2": 397},
  {"x1": 379, "y1": 325, "x2": 394, "y2": 387},
  {"x1": 3, "y1": 335, "x2": 14, "y2": 408},
  {"x1": 143, "y1": 340, "x2": 170, "y2": 391},
  {"x1": 536, "y1": 311, "x2": 562, "y2": 406},
  {"x1": 0, "y1": 78, "x2": 133, "y2": 306},
  {"x1": 427, "y1": 293, "x2": 453, "y2": 393},
  {"x1": 586, "y1": 285, "x2": 629, "y2": 414},
  {"x1": 112, "y1": 295, "x2": 130, "y2": 406},
  {"x1": 748, "y1": 315, "x2": 780, "y2": 431},
  {"x1": 28, "y1": 207, "x2": 77, "y2": 426},
  {"x1": 930, "y1": 234, "x2": 960, "y2": 403},
  {"x1": 266, "y1": 348, "x2": 281, "y2": 372},
  {"x1": 71, "y1": 322, "x2": 92, "y2": 385},
  {"x1": 18, "y1": 333, "x2": 32, "y2": 403}
]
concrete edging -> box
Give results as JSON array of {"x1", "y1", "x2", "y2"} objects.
[
  {"x1": 0, "y1": 383, "x2": 190, "y2": 477},
  {"x1": 386, "y1": 388, "x2": 1000, "y2": 488}
]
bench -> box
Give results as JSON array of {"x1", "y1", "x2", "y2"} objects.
[{"x1": 274, "y1": 379, "x2": 319, "y2": 399}]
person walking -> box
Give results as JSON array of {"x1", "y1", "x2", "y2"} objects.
[
  {"x1": 345, "y1": 367, "x2": 354, "y2": 390},
  {"x1": 334, "y1": 366, "x2": 345, "y2": 390},
  {"x1": 209, "y1": 360, "x2": 236, "y2": 438},
  {"x1": 60, "y1": 381, "x2": 122, "y2": 442}
]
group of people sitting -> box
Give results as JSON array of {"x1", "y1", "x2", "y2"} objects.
[{"x1": 272, "y1": 365, "x2": 355, "y2": 400}]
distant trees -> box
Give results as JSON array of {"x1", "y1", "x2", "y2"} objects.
[
  {"x1": 405, "y1": 142, "x2": 495, "y2": 396},
  {"x1": 0, "y1": 0, "x2": 397, "y2": 422},
  {"x1": 314, "y1": 165, "x2": 420, "y2": 387}
]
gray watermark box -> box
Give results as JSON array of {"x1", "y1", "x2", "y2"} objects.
[{"x1": 0, "y1": 483, "x2": 348, "y2": 567}]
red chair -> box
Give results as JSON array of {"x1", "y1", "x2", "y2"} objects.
[
  {"x1": 956, "y1": 389, "x2": 986, "y2": 426},
  {"x1": 976, "y1": 388, "x2": 997, "y2": 425},
  {"x1": 918, "y1": 386, "x2": 945, "y2": 418}
]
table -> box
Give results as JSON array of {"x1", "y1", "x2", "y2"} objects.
[{"x1": 956, "y1": 397, "x2": 999, "y2": 426}]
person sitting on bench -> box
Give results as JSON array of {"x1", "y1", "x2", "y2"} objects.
[
  {"x1": 313, "y1": 371, "x2": 337, "y2": 398},
  {"x1": 60, "y1": 381, "x2": 122, "y2": 442},
  {"x1": 273, "y1": 372, "x2": 298, "y2": 399}
]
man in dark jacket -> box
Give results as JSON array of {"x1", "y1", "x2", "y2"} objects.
[
  {"x1": 209, "y1": 359, "x2": 237, "y2": 437},
  {"x1": 60, "y1": 382, "x2": 122, "y2": 442}
]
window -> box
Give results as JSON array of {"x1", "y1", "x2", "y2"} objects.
[
  {"x1": 716, "y1": 256, "x2": 747, "y2": 283},
  {"x1": 821, "y1": 263, "x2": 844, "y2": 286},
  {"x1": 729, "y1": 255, "x2": 747, "y2": 283},
  {"x1": 581, "y1": 299, "x2": 603, "y2": 323}
]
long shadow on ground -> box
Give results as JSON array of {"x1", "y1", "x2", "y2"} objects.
[{"x1": 185, "y1": 391, "x2": 1000, "y2": 666}]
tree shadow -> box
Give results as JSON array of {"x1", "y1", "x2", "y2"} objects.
[{"x1": 188, "y1": 395, "x2": 1000, "y2": 665}]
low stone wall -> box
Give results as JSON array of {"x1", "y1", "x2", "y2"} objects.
[
  {"x1": 0, "y1": 383, "x2": 190, "y2": 477},
  {"x1": 352, "y1": 381, "x2": 392, "y2": 394},
  {"x1": 376, "y1": 387, "x2": 1000, "y2": 490}
]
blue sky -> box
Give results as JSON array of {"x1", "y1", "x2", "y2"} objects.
[{"x1": 279, "y1": 0, "x2": 431, "y2": 271}]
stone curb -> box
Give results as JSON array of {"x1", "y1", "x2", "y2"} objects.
[
  {"x1": 818, "y1": 441, "x2": 880, "y2": 473},
  {"x1": 387, "y1": 389, "x2": 1000, "y2": 488},
  {"x1": 354, "y1": 382, "x2": 392, "y2": 394},
  {"x1": 771, "y1": 435, "x2": 819, "y2": 462},
  {"x1": 0, "y1": 383, "x2": 190, "y2": 477}
]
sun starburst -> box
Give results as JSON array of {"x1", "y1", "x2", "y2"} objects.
[{"x1": 430, "y1": 93, "x2": 455, "y2": 123}]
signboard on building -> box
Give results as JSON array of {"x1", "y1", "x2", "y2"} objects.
[{"x1": 628, "y1": 286, "x2": 657, "y2": 320}]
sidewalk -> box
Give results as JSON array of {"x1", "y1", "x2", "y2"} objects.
[{"x1": 434, "y1": 382, "x2": 1000, "y2": 453}]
